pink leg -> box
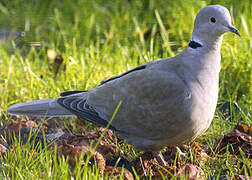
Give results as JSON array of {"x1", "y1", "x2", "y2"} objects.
[
  {"x1": 152, "y1": 151, "x2": 167, "y2": 167},
  {"x1": 172, "y1": 146, "x2": 186, "y2": 158}
]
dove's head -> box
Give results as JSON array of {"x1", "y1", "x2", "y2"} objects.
[{"x1": 192, "y1": 5, "x2": 240, "y2": 42}]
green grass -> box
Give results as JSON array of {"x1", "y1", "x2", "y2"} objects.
[{"x1": 0, "y1": 0, "x2": 251, "y2": 179}]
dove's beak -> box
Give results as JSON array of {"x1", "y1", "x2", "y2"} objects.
[{"x1": 227, "y1": 25, "x2": 240, "y2": 36}]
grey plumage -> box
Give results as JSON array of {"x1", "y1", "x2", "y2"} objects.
[
  {"x1": 8, "y1": 5, "x2": 240, "y2": 152},
  {"x1": 8, "y1": 98, "x2": 73, "y2": 117}
]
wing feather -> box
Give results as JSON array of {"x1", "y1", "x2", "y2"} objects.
[
  {"x1": 100, "y1": 64, "x2": 146, "y2": 85},
  {"x1": 57, "y1": 97, "x2": 117, "y2": 130}
]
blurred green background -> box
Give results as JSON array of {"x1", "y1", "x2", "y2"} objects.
[{"x1": 0, "y1": 0, "x2": 250, "y2": 115}]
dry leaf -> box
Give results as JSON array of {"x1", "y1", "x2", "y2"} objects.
[
  {"x1": 234, "y1": 174, "x2": 252, "y2": 180},
  {"x1": 236, "y1": 123, "x2": 252, "y2": 136},
  {"x1": 177, "y1": 164, "x2": 205, "y2": 180},
  {"x1": 0, "y1": 143, "x2": 7, "y2": 155},
  {"x1": 6, "y1": 120, "x2": 38, "y2": 132},
  {"x1": 104, "y1": 166, "x2": 134, "y2": 180},
  {"x1": 57, "y1": 144, "x2": 105, "y2": 174},
  {"x1": 214, "y1": 129, "x2": 252, "y2": 158}
]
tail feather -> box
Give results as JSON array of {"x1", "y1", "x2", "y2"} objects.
[{"x1": 7, "y1": 99, "x2": 74, "y2": 117}]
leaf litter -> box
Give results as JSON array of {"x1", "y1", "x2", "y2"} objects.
[{"x1": 0, "y1": 115, "x2": 251, "y2": 179}]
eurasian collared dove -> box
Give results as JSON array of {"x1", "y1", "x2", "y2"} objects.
[{"x1": 8, "y1": 5, "x2": 240, "y2": 165}]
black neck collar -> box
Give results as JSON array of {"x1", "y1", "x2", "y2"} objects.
[{"x1": 188, "y1": 40, "x2": 202, "y2": 49}]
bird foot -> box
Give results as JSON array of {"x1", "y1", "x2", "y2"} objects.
[
  {"x1": 152, "y1": 151, "x2": 167, "y2": 167},
  {"x1": 171, "y1": 146, "x2": 187, "y2": 159}
]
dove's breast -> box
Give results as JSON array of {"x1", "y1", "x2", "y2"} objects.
[
  {"x1": 187, "y1": 77, "x2": 219, "y2": 139},
  {"x1": 184, "y1": 54, "x2": 220, "y2": 140}
]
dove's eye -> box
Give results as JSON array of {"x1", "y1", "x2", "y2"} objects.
[{"x1": 210, "y1": 17, "x2": 216, "y2": 23}]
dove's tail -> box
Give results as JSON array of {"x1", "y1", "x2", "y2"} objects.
[{"x1": 7, "y1": 99, "x2": 74, "y2": 117}]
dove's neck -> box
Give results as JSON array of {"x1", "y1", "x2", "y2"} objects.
[
  {"x1": 178, "y1": 33, "x2": 224, "y2": 98},
  {"x1": 187, "y1": 33, "x2": 224, "y2": 73},
  {"x1": 191, "y1": 32, "x2": 224, "y2": 52}
]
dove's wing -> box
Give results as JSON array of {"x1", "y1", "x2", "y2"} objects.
[
  {"x1": 56, "y1": 63, "x2": 150, "y2": 130},
  {"x1": 86, "y1": 58, "x2": 191, "y2": 140}
]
